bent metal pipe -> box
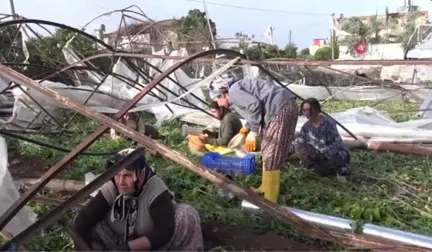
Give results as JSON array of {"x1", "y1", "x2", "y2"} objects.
[
  {"x1": 0, "y1": 51, "x2": 346, "y2": 249},
  {"x1": 241, "y1": 200, "x2": 432, "y2": 250},
  {"x1": 0, "y1": 49, "x2": 413, "y2": 250}
]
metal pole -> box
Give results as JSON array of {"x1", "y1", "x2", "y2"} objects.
[
  {"x1": 241, "y1": 200, "x2": 432, "y2": 250},
  {"x1": 1, "y1": 148, "x2": 145, "y2": 249},
  {"x1": 330, "y1": 28, "x2": 335, "y2": 60},
  {"x1": 0, "y1": 51, "x2": 344, "y2": 248},
  {"x1": 32, "y1": 51, "x2": 432, "y2": 66},
  {"x1": 203, "y1": 0, "x2": 216, "y2": 49},
  {"x1": 289, "y1": 30, "x2": 292, "y2": 44},
  {"x1": 8, "y1": 0, "x2": 16, "y2": 20}
]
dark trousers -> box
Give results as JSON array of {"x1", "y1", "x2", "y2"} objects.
[{"x1": 295, "y1": 142, "x2": 349, "y2": 177}]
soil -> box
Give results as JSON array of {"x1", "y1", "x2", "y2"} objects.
[
  {"x1": 7, "y1": 150, "x2": 324, "y2": 251},
  {"x1": 8, "y1": 150, "x2": 48, "y2": 178},
  {"x1": 202, "y1": 220, "x2": 324, "y2": 251}
]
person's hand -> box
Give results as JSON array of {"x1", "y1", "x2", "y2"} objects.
[
  {"x1": 239, "y1": 127, "x2": 249, "y2": 135},
  {"x1": 245, "y1": 131, "x2": 258, "y2": 152},
  {"x1": 112, "y1": 242, "x2": 130, "y2": 251}
]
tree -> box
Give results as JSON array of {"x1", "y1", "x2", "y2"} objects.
[
  {"x1": 263, "y1": 44, "x2": 281, "y2": 58},
  {"x1": 314, "y1": 41, "x2": 339, "y2": 60},
  {"x1": 24, "y1": 28, "x2": 110, "y2": 84},
  {"x1": 283, "y1": 43, "x2": 297, "y2": 58},
  {"x1": 398, "y1": 10, "x2": 432, "y2": 58},
  {"x1": 0, "y1": 25, "x2": 26, "y2": 63},
  {"x1": 178, "y1": 9, "x2": 217, "y2": 52},
  {"x1": 241, "y1": 45, "x2": 264, "y2": 60},
  {"x1": 368, "y1": 14, "x2": 385, "y2": 44},
  {"x1": 299, "y1": 48, "x2": 310, "y2": 57},
  {"x1": 339, "y1": 17, "x2": 370, "y2": 55}
]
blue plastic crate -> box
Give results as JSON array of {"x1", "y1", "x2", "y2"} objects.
[{"x1": 201, "y1": 152, "x2": 256, "y2": 176}]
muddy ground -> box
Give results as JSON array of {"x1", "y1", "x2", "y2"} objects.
[
  {"x1": 8, "y1": 150, "x2": 324, "y2": 251},
  {"x1": 202, "y1": 220, "x2": 323, "y2": 251}
]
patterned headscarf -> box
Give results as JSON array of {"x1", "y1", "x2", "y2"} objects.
[
  {"x1": 208, "y1": 76, "x2": 235, "y2": 99},
  {"x1": 105, "y1": 148, "x2": 155, "y2": 195},
  {"x1": 106, "y1": 148, "x2": 156, "y2": 242}
]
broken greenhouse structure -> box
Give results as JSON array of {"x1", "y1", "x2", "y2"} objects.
[{"x1": 1, "y1": 7, "x2": 432, "y2": 251}]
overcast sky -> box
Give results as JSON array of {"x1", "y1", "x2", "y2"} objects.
[{"x1": 2, "y1": 0, "x2": 432, "y2": 49}]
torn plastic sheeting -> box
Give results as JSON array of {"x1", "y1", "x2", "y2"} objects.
[
  {"x1": 381, "y1": 65, "x2": 432, "y2": 84},
  {"x1": 0, "y1": 75, "x2": 10, "y2": 93},
  {"x1": 295, "y1": 107, "x2": 432, "y2": 139},
  {"x1": 397, "y1": 118, "x2": 432, "y2": 130},
  {"x1": 406, "y1": 38, "x2": 432, "y2": 59},
  {"x1": 0, "y1": 136, "x2": 36, "y2": 236},
  {"x1": 242, "y1": 65, "x2": 260, "y2": 78},
  {"x1": 97, "y1": 58, "x2": 144, "y2": 102},
  {"x1": 418, "y1": 96, "x2": 432, "y2": 118},
  {"x1": 116, "y1": 34, "x2": 151, "y2": 51},
  {"x1": 284, "y1": 84, "x2": 432, "y2": 102},
  {"x1": 12, "y1": 80, "x2": 127, "y2": 110},
  {"x1": 19, "y1": 26, "x2": 31, "y2": 65},
  {"x1": 128, "y1": 57, "x2": 240, "y2": 115},
  {"x1": 105, "y1": 48, "x2": 208, "y2": 123},
  {"x1": 1, "y1": 49, "x2": 222, "y2": 128},
  {"x1": 181, "y1": 106, "x2": 432, "y2": 140},
  {"x1": 62, "y1": 40, "x2": 103, "y2": 87}
]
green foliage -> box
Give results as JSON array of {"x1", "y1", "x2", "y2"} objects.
[
  {"x1": 264, "y1": 44, "x2": 281, "y2": 58},
  {"x1": 178, "y1": 9, "x2": 216, "y2": 52},
  {"x1": 6, "y1": 101, "x2": 432, "y2": 250},
  {"x1": 26, "y1": 28, "x2": 113, "y2": 83},
  {"x1": 241, "y1": 45, "x2": 264, "y2": 60},
  {"x1": 0, "y1": 27, "x2": 112, "y2": 84},
  {"x1": 339, "y1": 17, "x2": 370, "y2": 55},
  {"x1": 299, "y1": 48, "x2": 310, "y2": 57},
  {"x1": 314, "y1": 41, "x2": 339, "y2": 60},
  {"x1": 368, "y1": 14, "x2": 385, "y2": 44},
  {"x1": 283, "y1": 43, "x2": 297, "y2": 58},
  {"x1": 0, "y1": 25, "x2": 25, "y2": 63},
  {"x1": 397, "y1": 11, "x2": 432, "y2": 57},
  {"x1": 339, "y1": 10, "x2": 431, "y2": 57}
]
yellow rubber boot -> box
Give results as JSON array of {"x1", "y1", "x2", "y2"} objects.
[
  {"x1": 252, "y1": 163, "x2": 266, "y2": 193},
  {"x1": 263, "y1": 169, "x2": 280, "y2": 203}
]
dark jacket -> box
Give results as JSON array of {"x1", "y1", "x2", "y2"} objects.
[
  {"x1": 206, "y1": 111, "x2": 243, "y2": 146},
  {"x1": 228, "y1": 77, "x2": 296, "y2": 132}
]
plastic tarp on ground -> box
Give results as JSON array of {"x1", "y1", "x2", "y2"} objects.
[
  {"x1": 380, "y1": 65, "x2": 432, "y2": 84},
  {"x1": 406, "y1": 38, "x2": 432, "y2": 59},
  {"x1": 418, "y1": 97, "x2": 432, "y2": 118},
  {"x1": 181, "y1": 106, "x2": 432, "y2": 140},
  {"x1": 0, "y1": 136, "x2": 36, "y2": 236},
  {"x1": 283, "y1": 84, "x2": 432, "y2": 102},
  {"x1": 331, "y1": 63, "x2": 432, "y2": 84}
]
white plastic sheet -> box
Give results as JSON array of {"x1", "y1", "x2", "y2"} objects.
[
  {"x1": 181, "y1": 106, "x2": 432, "y2": 140},
  {"x1": 2, "y1": 46, "x2": 210, "y2": 129},
  {"x1": 0, "y1": 136, "x2": 36, "y2": 236},
  {"x1": 406, "y1": 38, "x2": 432, "y2": 59}
]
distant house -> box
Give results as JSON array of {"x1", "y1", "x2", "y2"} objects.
[
  {"x1": 309, "y1": 38, "x2": 329, "y2": 56},
  {"x1": 103, "y1": 20, "x2": 180, "y2": 52},
  {"x1": 331, "y1": 2, "x2": 430, "y2": 60},
  {"x1": 334, "y1": 4, "x2": 429, "y2": 43}
]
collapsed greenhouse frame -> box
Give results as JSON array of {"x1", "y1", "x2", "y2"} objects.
[{"x1": 0, "y1": 10, "x2": 432, "y2": 252}]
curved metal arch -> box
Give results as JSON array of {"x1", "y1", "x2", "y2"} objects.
[
  {"x1": 0, "y1": 19, "x2": 116, "y2": 53},
  {"x1": 0, "y1": 20, "x2": 213, "y2": 122},
  {"x1": 2, "y1": 62, "x2": 205, "y2": 114},
  {"x1": 0, "y1": 48, "x2": 344, "y2": 248},
  {"x1": 0, "y1": 19, "x2": 212, "y2": 110},
  {"x1": 0, "y1": 20, "x2": 356, "y2": 139}
]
